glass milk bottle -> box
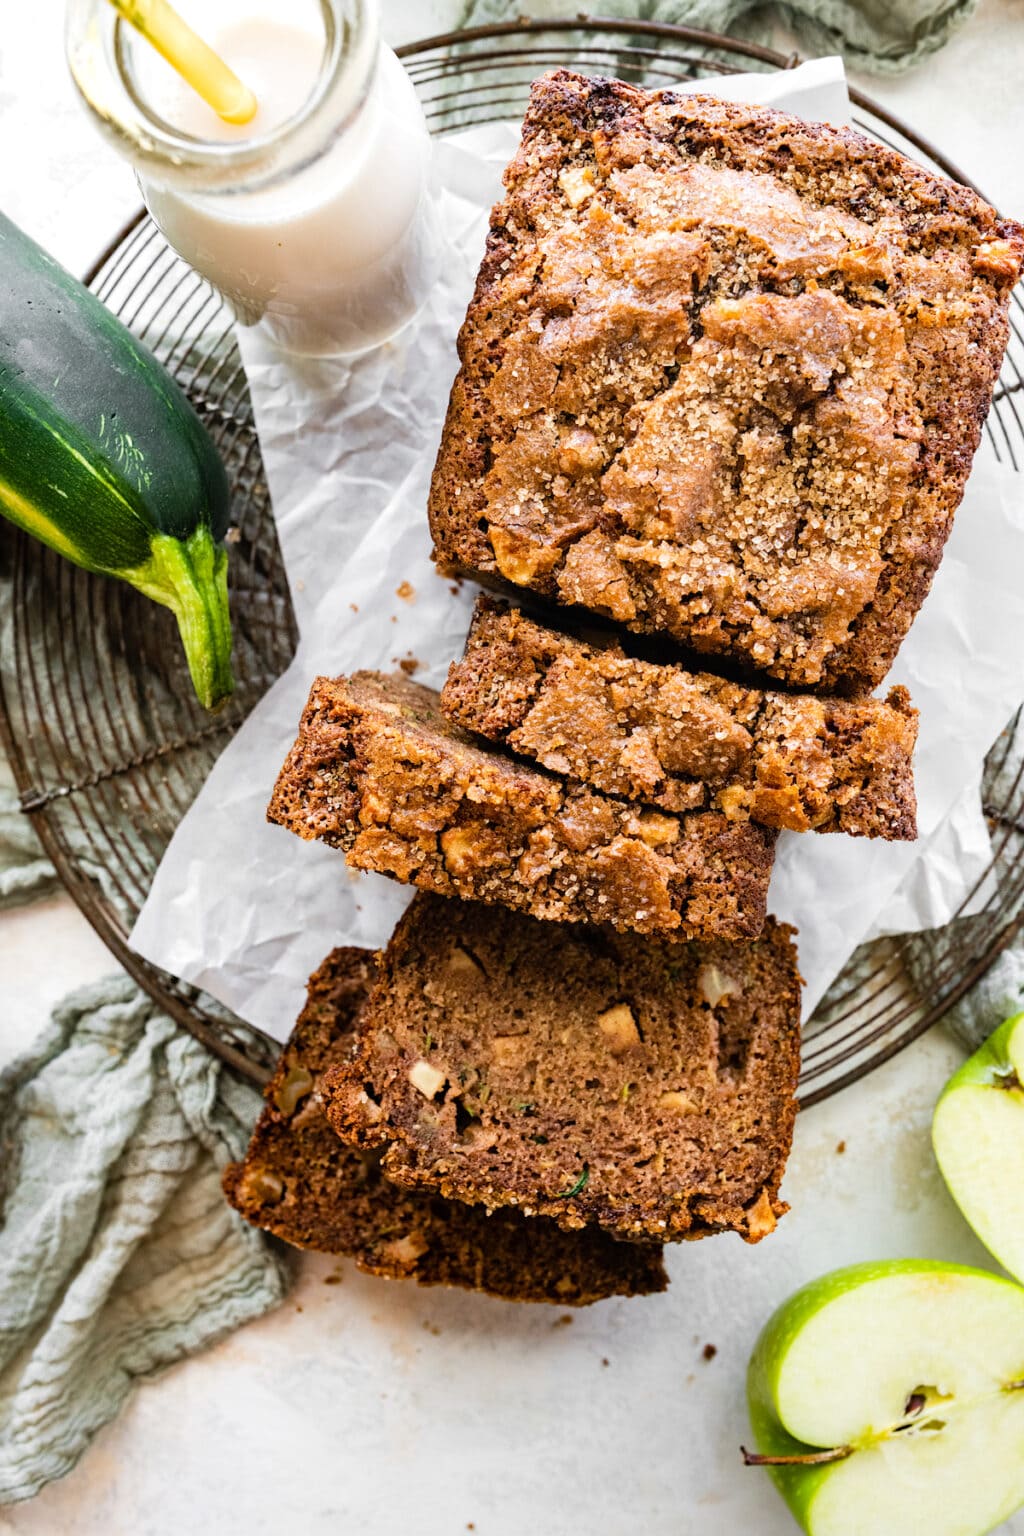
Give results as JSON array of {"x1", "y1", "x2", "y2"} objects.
[{"x1": 66, "y1": 0, "x2": 440, "y2": 356}]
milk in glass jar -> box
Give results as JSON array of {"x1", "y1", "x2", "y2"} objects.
[{"x1": 66, "y1": 0, "x2": 440, "y2": 356}]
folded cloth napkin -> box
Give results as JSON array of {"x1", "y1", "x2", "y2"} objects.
[
  {"x1": 0, "y1": 755, "x2": 56, "y2": 910},
  {"x1": 458, "y1": 0, "x2": 977, "y2": 74},
  {"x1": 941, "y1": 936, "x2": 1024, "y2": 1050},
  {"x1": 901, "y1": 712, "x2": 1024, "y2": 1054},
  {"x1": 0, "y1": 519, "x2": 290, "y2": 1503},
  {"x1": 0, "y1": 968, "x2": 291, "y2": 1505}
]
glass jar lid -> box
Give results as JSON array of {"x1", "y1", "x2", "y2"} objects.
[{"x1": 65, "y1": 0, "x2": 378, "y2": 194}]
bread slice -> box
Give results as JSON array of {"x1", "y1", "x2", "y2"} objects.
[
  {"x1": 223, "y1": 945, "x2": 668, "y2": 1304},
  {"x1": 442, "y1": 597, "x2": 919, "y2": 838},
  {"x1": 268, "y1": 671, "x2": 777, "y2": 942},
  {"x1": 323, "y1": 894, "x2": 801, "y2": 1243},
  {"x1": 428, "y1": 70, "x2": 1024, "y2": 694}
]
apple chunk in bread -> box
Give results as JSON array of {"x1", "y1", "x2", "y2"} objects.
[
  {"x1": 746, "y1": 1261, "x2": 1024, "y2": 1536},
  {"x1": 933, "y1": 1012, "x2": 1024, "y2": 1284}
]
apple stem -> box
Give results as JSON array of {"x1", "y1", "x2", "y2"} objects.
[{"x1": 741, "y1": 1445, "x2": 853, "y2": 1468}]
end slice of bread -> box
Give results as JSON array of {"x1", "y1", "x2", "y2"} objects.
[
  {"x1": 323, "y1": 894, "x2": 802, "y2": 1243},
  {"x1": 223, "y1": 943, "x2": 668, "y2": 1304}
]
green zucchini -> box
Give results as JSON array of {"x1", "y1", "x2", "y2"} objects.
[{"x1": 0, "y1": 212, "x2": 234, "y2": 709}]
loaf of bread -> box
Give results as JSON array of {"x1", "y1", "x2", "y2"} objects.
[
  {"x1": 442, "y1": 596, "x2": 919, "y2": 837},
  {"x1": 323, "y1": 894, "x2": 801, "y2": 1243},
  {"x1": 428, "y1": 70, "x2": 1024, "y2": 693},
  {"x1": 223, "y1": 944, "x2": 668, "y2": 1304},
  {"x1": 268, "y1": 670, "x2": 777, "y2": 941}
]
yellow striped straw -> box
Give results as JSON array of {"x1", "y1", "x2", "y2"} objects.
[{"x1": 107, "y1": 0, "x2": 258, "y2": 126}]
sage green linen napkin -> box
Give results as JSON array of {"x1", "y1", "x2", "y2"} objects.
[
  {"x1": 0, "y1": 755, "x2": 56, "y2": 911},
  {"x1": 0, "y1": 791, "x2": 290, "y2": 1506},
  {"x1": 902, "y1": 710, "x2": 1024, "y2": 1055},
  {"x1": 458, "y1": 0, "x2": 977, "y2": 74}
]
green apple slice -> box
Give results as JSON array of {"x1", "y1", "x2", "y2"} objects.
[
  {"x1": 747, "y1": 1260, "x2": 1024, "y2": 1536},
  {"x1": 933, "y1": 1012, "x2": 1024, "y2": 1283}
]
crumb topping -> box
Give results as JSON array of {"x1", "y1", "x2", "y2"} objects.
[
  {"x1": 441, "y1": 597, "x2": 918, "y2": 836},
  {"x1": 429, "y1": 72, "x2": 1023, "y2": 691},
  {"x1": 267, "y1": 670, "x2": 777, "y2": 941}
]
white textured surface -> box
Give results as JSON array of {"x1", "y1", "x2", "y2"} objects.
[{"x1": 3, "y1": 3, "x2": 1024, "y2": 1532}]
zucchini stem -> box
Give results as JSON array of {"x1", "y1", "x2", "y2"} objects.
[{"x1": 133, "y1": 527, "x2": 235, "y2": 709}]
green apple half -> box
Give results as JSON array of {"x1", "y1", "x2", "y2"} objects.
[
  {"x1": 933, "y1": 1012, "x2": 1024, "y2": 1284},
  {"x1": 746, "y1": 1261, "x2": 1024, "y2": 1536}
]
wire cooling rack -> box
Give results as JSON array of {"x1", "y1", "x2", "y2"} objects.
[{"x1": 2, "y1": 18, "x2": 1022, "y2": 1104}]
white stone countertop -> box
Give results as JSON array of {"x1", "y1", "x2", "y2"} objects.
[{"x1": 3, "y1": 3, "x2": 1024, "y2": 1532}]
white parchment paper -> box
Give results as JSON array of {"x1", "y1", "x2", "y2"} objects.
[{"x1": 131, "y1": 58, "x2": 1024, "y2": 1037}]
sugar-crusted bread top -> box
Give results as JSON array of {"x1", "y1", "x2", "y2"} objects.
[
  {"x1": 429, "y1": 70, "x2": 1024, "y2": 692},
  {"x1": 441, "y1": 595, "x2": 919, "y2": 837},
  {"x1": 268, "y1": 669, "x2": 777, "y2": 942}
]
